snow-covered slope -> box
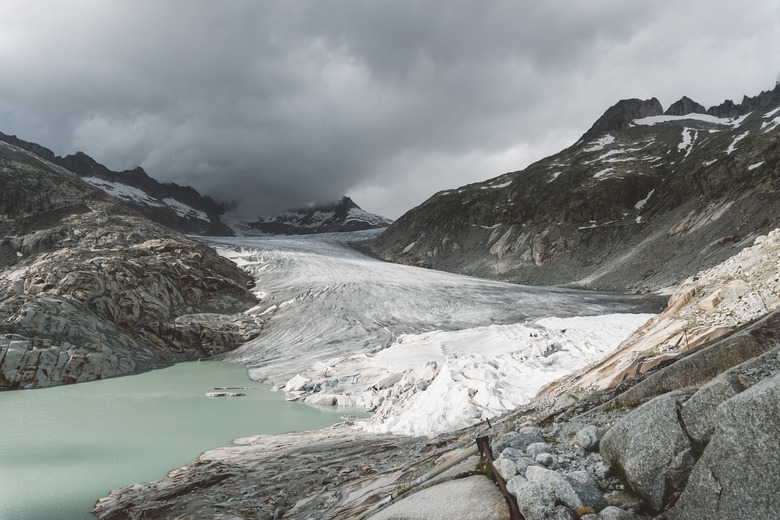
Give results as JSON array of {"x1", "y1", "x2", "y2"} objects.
[
  {"x1": 204, "y1": 231, "x2": 659, "y2": 436},
  {"x1": 239, "y1": 196, "x2": 393, "y2": 235}
]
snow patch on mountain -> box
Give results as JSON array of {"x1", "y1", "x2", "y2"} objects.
[
  {"x1": 634, "y1": 189, "x2": 655, "y2": 210},
  {"x1": 763, "y1": 113, "x2": 780, "y2": 133},
  {"x1": 240, "y1": 197, "x2": 392, "y2": 235},
  {"x1": 82, "y1": 176, "x2": 210, "y2": 222},
  {"x1": 633, "y1": 113, "x2": 736, "y2": 126},
  {"x1": 726, "y1": 130, "x2": 751, "y2": 155},
  {"x1": 583, "y1": 134, "x2": 615, "y2": 152},
  {"x1": 83, "y1": 177, "x2": 165, "y2": 207},
  {"x1": 678, "y1": 127, "x2": 697, "y2": 158},
  {"x1": 162, "y1": 197, "x2": 209, "y2": 221}
]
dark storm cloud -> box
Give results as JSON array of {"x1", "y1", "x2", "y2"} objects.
[{"x1": 1, "y1": 1, "x2": 777, "y2": 219}]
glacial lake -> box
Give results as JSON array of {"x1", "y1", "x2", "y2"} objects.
[{"x1": 0, "y1": 361, "x2": 368, "y2": 520}]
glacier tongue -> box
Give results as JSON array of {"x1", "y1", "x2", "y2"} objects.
[{"x1": 203, "y1": 231, "x2": 657, "y2": 437}]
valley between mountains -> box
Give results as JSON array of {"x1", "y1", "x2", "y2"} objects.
[{"x1": 2, "y1": 84, "x2": 780, "y2": 520}]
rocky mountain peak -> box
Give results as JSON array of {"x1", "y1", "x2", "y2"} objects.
[
  {"x1": 244, "y1": 196, "x2": 393, "y2": 235},
  {"x1": 706, "y1": 82, "x2": 780, "y2": 118},
  {"x1": 581, "y1": 97, "x2": 663, "y2": 141},
  {"x1": 664, "y1": 96, "x2": 706, "y2": 116}
]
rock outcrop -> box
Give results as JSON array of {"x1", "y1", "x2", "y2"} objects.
[{"x1": 0, "y1": 138, "x2": 261, "y2": 389}]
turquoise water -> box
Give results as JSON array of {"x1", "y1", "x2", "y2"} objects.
[{"x1": 0, "y1": 362, "x2": 368, "y2": 520}]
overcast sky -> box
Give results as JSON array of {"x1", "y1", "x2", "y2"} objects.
[{"x1": 1, "y1": 1, "x2": 778, "y2": 219}]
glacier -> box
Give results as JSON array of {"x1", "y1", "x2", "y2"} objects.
[{"x1": 202, "y1": 231, "x2": 658, "y2": 437}]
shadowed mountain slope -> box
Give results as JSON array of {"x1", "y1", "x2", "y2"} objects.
[{"x1": 370, "y1": 84, "x2": 780, "y2": 292}]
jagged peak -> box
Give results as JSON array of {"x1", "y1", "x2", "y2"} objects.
[
  {"x1": 581, "y1": 97, "x2": 663, "y2": 142},
  {"x1": 664, "y1": 96, "x2": 707, "y2": 116},
  {"x1": 706, "y1": 82, "x2": 780, "y2": 118}
]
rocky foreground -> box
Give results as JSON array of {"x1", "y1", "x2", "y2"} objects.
[
  {"x1": 92, "y1": 229, "x2": 780, "y2": 519},
  {"x1": 0, "y1": 139, "x2": 262, "y2": 389}
]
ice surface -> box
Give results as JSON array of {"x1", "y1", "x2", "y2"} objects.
[
  {"x1": 203, "y1": 232, "x2": 658, "y2": 437},
  {"x1": 748, "y1": 161, "x2": 765, "y2": 171}
]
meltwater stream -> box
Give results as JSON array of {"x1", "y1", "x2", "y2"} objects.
[{"x1": 0, "y1": 361, "x2": 368, "y2": 520}]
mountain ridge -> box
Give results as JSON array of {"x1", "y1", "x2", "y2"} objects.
[
  {"x1": 0, "y1": 131, "x2": 233, "y2": 236},
  {"x1": 369, "y1": 83, "x2": 780, "y2": 293}
]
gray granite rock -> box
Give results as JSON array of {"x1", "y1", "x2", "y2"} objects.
[
  {"x1": 0, "y1": 212, "x2": 260, "y2": 389},
  {"x1": 512, "y1": 481, "x2": 556, "y2": 520},
  {"x1": 371, "y1": 475, "x2": 508, "y2": 520},
  {"x1": 600, "y1": 390, "x2": 694, "y2": 512},
  {"x1": 667, "y1": 372, "x2": 780, "y2": 520},
  {"x1": 555, "y1": 473, "x2": 607, "y2": 512},
  {"x1": 492, "y1": 457, "x2": 517, "y2": 481},
  {"x1": 603, "y1": 491, "x2": 643, "y2": 512},
  {"x1": 598, "y1": 506, "x2": 637, "y2": 520},
  {"x1": 509, "y1": 426, "x2": 545, "y2": 452},
  {"x1": 566, "y1": 470, "x2": 601, "y2": 489},
  {"x1": 535, "y1": 453, "x2": 555, "y2": 467},
  {"x1": 574, "y1": 424, "x2": 603, "y2": 451},
  {"x1": 681, "y1": 347, "x2": 780, "y2": 444},
  {"x1": 498, "y1": 447, "x2": 525, "y2": 464},
  {"x1": 506, "y1": 474, "x2": 528, "y2": 496},
  {"x1": 525, "y1": 465, "x2": 558, "y2": 502},
  {"x1": 492, "y1": 430, "x2": 518, "y2": 454},
  {"x1": 526, "y1": 441, "x2": 553, "y2": 458}
]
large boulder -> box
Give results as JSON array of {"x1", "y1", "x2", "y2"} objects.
[
  {"x1": 667, "y1": 372, "x2": 780, "y2": 519},
  {"x1": 600, "y1": 390, "x2": 694, "y2": 512},
  {"x1": 680, "y1": 347, "x2": 780, "y2": 444}
]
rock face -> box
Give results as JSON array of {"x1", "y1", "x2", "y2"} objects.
[
  {"x1": 664, "y1": 96, "x2": 707, "y2": 116},
  {"x1": 370, "y1": 84, "x2": 780, "y2": 292},
  {"x1": 0, "y1": 138, "x2": 261, "y2": 389},
  {"x1": 0, "y1": 132, "x2": 233, "y2": 236},
  {"x1": 600, "y1": 391, "x2": 695, "y2": 511},
  {"x1": 245, "y1": 196, "x2": 393, "y2": 235},
  {"x1": 667, "y1": 371, "x2": 780, "y2": 519}
]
